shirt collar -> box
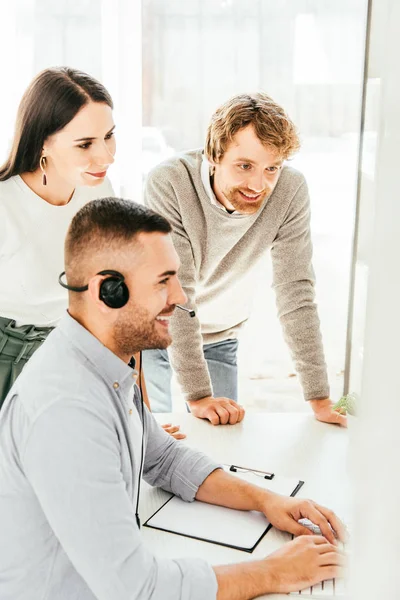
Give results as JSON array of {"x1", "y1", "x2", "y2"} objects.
[
  {"x1": 200, "y1": 154, "x2": 241, "y2": 215},
  {"x1": 58, "y1": 312, "x2": 138, "y2": 396}
]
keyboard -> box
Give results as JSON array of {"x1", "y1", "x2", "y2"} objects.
[
  {"x1": 289, "y1": 576, "x2": 347, "y2": 597},
  {"x1": 289, "y1": 520, "x2": 348, "y2": 598}
]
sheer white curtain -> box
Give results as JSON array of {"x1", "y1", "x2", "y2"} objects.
[
  {"x1": 0, "y1": 0, "x2": 142, "y2": 200},
  {"x1": 101, "y1": 0, "x2": 142, "y2": 201},
  {"x1": 0, "y1": 1, "x2": 35, "y2": 166}
]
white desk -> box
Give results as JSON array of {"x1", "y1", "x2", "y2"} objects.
[{"x1": 140, "y1": 412, "x2": 350, "y2": 599}]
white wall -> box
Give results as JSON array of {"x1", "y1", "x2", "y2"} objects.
[{"x1": 352, "y1": 0, "x2": 400, "y2": 596}]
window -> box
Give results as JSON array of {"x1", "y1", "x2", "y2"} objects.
[
  {"x1": 0, "y1": 0, "x2": 369, "y2": 411},
  {"x1": 143, "y1": 0, "x2": 369, "y2": 410}
]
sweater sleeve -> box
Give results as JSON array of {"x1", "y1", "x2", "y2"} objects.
[
  {"x1": 21, "y1": 399, "x2": 218, "y2": 600},
  {"x1": 144, "y1": 166, "x2": 214, "y2": 401},
  {"x1": 270, "y1": 180, "x2": 330, "y2": 401}
]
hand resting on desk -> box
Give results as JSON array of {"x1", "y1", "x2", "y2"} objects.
[
  {"x1": 309, "y1": 398, "x2": 347, "y2": 428},
  {"x1": 196, "y1": 467, "x2": 346, "y2": 599},
  {"x1": 187, "y1": 395, "x2": 245, "y2": 425}
]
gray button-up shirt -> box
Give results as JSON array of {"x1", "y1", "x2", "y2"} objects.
[{"x1": 0, "y1": 313, "x2": 219, "y2": 599}]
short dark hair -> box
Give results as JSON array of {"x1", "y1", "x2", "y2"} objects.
[
  {"x1": 0, "y1": 67, "x2": 113, "y2": 181},
  {"x1": 65, "y1": 197, "x2": 172, "y2": 284}
]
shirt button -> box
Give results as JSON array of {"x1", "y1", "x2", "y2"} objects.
[{"x1": 113, "y1": 382, "x2": 119, "y2": 389}]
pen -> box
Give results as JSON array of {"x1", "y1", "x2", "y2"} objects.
[{"x1": 227, "y1": 464, "x2": 275, "y2": 480}]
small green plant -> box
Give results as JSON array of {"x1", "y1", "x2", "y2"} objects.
[{"x1": 333, "y1": 392, "x2": 358, "y2": 416}]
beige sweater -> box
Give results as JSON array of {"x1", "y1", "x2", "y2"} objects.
[{"x1": 144, "y1": 149, "x2": 329, "y2": 402}]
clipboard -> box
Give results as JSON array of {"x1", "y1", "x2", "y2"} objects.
[{"x1": 143, "y1": 464, "x2": 304, "y2": 553}]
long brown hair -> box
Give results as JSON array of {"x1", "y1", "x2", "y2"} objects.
[{"x1": 0, "y1": 67, "x2": 113, "y2": 181}]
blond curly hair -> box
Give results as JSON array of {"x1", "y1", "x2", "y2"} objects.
[{"x1": 205, "y1": 92, "x2": 300, "y2": 163}]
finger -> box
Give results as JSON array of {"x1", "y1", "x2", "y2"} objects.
[
  {"x1": 222, "y1": 402, "x2": 241, "y2": 425},
  {"x1": 163, "y1": 425, "x2": 181, "y2": 434},
  {"x1": 237, "y1": 405, "x2": 246, "y2": 422},
  {"x1": 319, "y1": 551, "x2": 345, "y2": 567},
  {"x1": 226, "y1": 401, "x2": 245, "y2": 424},
  {"x1": 214, "y1": 405, "x2": 230, "y2": 425},
  {"x1": 301, "y1": 506, "x2": 336, "y2": 544},
  {"x1": 285, "y1": 520, "x2": 317, "y2": 537},
  {"x1": 331, "y1": 411, "x2": 347, "y2": 428},
  {"x1": 161, "y1": 423, "x2": 172, "y2": 428},
  {"x1": 315, "y1": 410, "x2": 347, "y2": 428},
  {"x1": 317, "y1": 540, "x2": 344, "y2": 556},
  {"x1": 205, "y1": 408, "x2": 222, "y2": 426},
  {"x1": 171, "y1": 432, "x2": 186, "y2": 440},
  {"x1": 315, "y1": 542, "x2": 339, "y2": 555},
  {"x1": 314, "y1": 504, "x2": 347, "y2": 542},
  {"x1": 321, "y1": 409, "x2": 347, "y2": 427},
  {"x1": 312, "y1": 536, "x2": 333, "y2": 545}
]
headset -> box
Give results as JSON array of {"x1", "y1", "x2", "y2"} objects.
[
  {"x1": 58, "y1": 271, "x2": 195, "y2": 316},
  {"x1": 59, "y1": 270, "x2": 129, "y2": 309}
]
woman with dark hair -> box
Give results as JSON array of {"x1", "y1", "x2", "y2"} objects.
[
  {"x1": 0, "y1": 66, "x2": 185, "y2": 439},
  {"x1": 0, "y1": 66, "x2": 116, "y2": 404}
]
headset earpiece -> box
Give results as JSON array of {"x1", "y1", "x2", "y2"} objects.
[
  {"x1": 58, "y1": 270, "x2": 129, "y2": 309},
  {"x1": 98, "y1": 270, "x2": 129, "y2": 309}
]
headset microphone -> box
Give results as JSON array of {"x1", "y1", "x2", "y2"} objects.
[{"x1": 175, "y1": 304, "x2": 196, "y2": 317}]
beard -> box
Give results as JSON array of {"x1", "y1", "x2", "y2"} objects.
[
  {"x1": 112, "y1": 303, "x2": 172, "y2": 356},
  {"x1": 223, "y1": 186, "x2": 271, "y2": 214}
]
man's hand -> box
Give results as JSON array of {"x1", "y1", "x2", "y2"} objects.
[
  {"x1": 161, "y1": 423, "x2": 186, "y2": 440},
  {"x1": 214, "y1": 535, "x2": 344, "y2": 599},
  {"x1": 187, "y1": 396, "x2": 245, "y2": 425},
  {"x1": 202, "y1": 470, "x2": 345, "y2": 600},
  {"x1": 309, "y1": 398, "x2": 347, "y2": 427},
  {"x1": 261, "y1": 494, "x2": 347, "y2": 545},
  {"x1": 261, "y1": 535, "x2": 345, "y2": 594}
]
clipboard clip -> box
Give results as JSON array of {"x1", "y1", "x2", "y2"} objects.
[{"x1": 228, "y1": 464, "x2": 275, "y2": 480}]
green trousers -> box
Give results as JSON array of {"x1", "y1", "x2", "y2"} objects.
[{"x1": 0, "y1": 317, "x2": 53, "y2": 409}]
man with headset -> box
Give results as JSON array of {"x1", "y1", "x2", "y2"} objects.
[{"x1": 0, "y1": 198, "x2": 344, "y2": 600}]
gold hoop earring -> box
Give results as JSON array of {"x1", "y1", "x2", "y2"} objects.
[{"x1": 40, "y1": 156, "x2": 47, "y2": 186}]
